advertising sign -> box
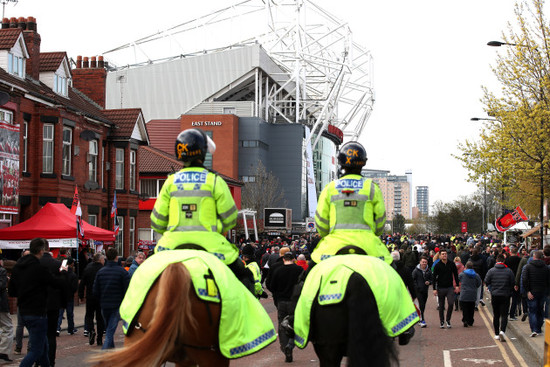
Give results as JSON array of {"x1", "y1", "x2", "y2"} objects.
[
  {"x1": 461, "y1": 222, "x2": 468, "y2": 233},
  {"x1": 264, "y1": 208, "x2": 292, "y2": 230},
  {"x1": 0, "y1": 121, "x2": 19, "y2": 214}
]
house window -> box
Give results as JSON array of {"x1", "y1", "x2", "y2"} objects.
[
  {"x1": 42, "y1": 124, "x2": 54, "y2": 174},
  {"x1": 129, "y1": 217, "x2": 135, "y2": 252},
  {"x1": 115, "y1": 148, "x2": 124, "y2": 190},
  {"x1": 53, "y1": 74, "x2": 68, "y2": 97},
  {"x1": 88, "y1": 140, "x2": 98, "y2": 182},
  {"x1": 62, "y1": 127, "x2": 72, "y2": 176},
  {"x1": 22, "y1": 121, "x2": 27, "y2": 172},
  {"x1": 7, "y1": 53, "x2": 24, "y2": 78},
  {"x1": 88, "y1": 214, "x2": 97, "y2": 227},
  {"x1": 0, "y1": 109, "x2": 13, "y2": 124},
  {"x1": 129, "y1": 150, "x2": 136, "y2": 191},
  {"x1": 116, "y1": 216, "x2": 124, "y2": 256},
  {"x1": 240, "y1": 176, "x2": 256, "y2": 183},
  {"x1": 140, "y1": 178, "x2": 165, "y2": 198},
  {"x1": 223, "y1": 107, "x2": 236, "y2": 114}
]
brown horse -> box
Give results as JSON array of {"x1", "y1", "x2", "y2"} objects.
[{"x1": 89, "y1": 262, "x2": 228, "y2": 367}]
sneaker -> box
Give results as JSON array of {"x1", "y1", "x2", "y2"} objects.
[
  {"x1": 69, "y1": 329, "x2": 78, "y2": 335},
  {"x1": 83, "y1": 330, "x2": 89, "y2": 337},
  {"x1": 420, "y1": 320, "x2": 426, "y2": 328},
  {"x1": 480, "y1": 300, "x2": 486, "y2": 306},
  {"x1": 13, "y1": 348, "x2": 21, "y2": 355},
  {"x1": 0, "y1": 354, "x2": 12, "y2": 362},
  {"x1": 499, "y1": 331, "x2": 506, "y2": 342},
  {"x1": 530, "y1": 332, "x2": 538, "y2": 337},
  {"x1": 509, "y1": 317, "x2": 518, "y2": 321},
  {"x1": 474, "y1": 306, "x2": 479, "y2": 311},
  {"x1": 494, "y1": 335, "x2": 500, "y2": 341},
  {"x1": 440, "y1": 322, "x2": 445, "y2": 329},
  {"x1": 522, "y1": 313, "x2": 528, "y2": 322},
  {"x1": 55, "y1": 330, "x2": 60, "y2": 337},
  {"x1": 446, "y1": 321, "x2": 452, "y2": 329},
  {"x1": 463, "y1": 322, "x2": 468, "y2": 328}
]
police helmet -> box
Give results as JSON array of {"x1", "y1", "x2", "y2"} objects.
[
  {"x1": 175, "y1": 129, "x2": 208, "y2": 164},
  {"x1": 337, "y1": 141, "x2": 367, "y2": 169}
]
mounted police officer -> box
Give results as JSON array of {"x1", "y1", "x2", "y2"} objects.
[
  {"x1": 311, "y1": 141, "x2": 392, "y2": 264},
  {"x1": 150, "y1": 128, "x2": 254, "y2": 291}
]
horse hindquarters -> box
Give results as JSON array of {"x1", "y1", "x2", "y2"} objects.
[{"x1": 345, "y1": 272, "x2": 398, "y2": 367}]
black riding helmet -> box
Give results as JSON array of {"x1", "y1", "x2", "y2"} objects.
[
  {"x1": 175, "y1": 128, "x2": 208, "y2": 165},
  {"x1": 337, "y1": 141, "x2": 367, "y2": 169}
]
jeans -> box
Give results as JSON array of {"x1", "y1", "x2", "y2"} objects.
[
  {"x1": 85, "y1": 298, "x2": 104, "y2": 336},
  {"x1": 276, "y1": 300, "x2": 295, "y2": 352},
  {"x1": 437, "y1": 287, "x2": 455, "y2": 323},
  {"x1": 15, "y1": 309, "x2": 24, "y2": 351},
  {"x1": 491, "y1": 295, "x2": 510, "y2": 334},
  {"x1": 509, "y1": 289, "x2": 521, "y2": 317},
  {"x1": 417, "y1": 290, "x2": 428, "y2": 321},
  {"x1": 460, "y1": 301, "x2": 475, "y2": 326},
  {"x1": 20, "y1": 314, "x2": 49, "y2": 367},
  {"x1": 57, "y1": 300, "x2": 75, "y2": 332},
  {"x1": 101, "y1": 308, "x2": 120, "y2": 350},
  {"x1": 527, "y1": 293, "x2": 546, "y2": 333}
]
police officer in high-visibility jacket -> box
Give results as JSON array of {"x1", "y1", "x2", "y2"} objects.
[
  {"x1": 312, "y1": 141, "x2": 392, "y2": 264},
  {"x1": 151, "y1": 128, "x2": 254, "y2": 290}
]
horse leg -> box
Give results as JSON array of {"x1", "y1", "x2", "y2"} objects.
[
  {"x1": 311, "y1": 299, "x2": 347, "y2": 367},
  {"x1": 345, "y1": 272, "x2": 397, "y2": 367}
]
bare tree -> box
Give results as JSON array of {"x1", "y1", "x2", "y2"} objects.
[{"x1": 241, "y1": 160, "x2": 287, "y2": 219}]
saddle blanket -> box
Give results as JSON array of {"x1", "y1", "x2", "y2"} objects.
[{"x1": 119, "y1": 250, "x2": 276, "y2": 358}]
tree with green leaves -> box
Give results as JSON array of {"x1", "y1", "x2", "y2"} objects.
[{"x1": 457, "y1": 0, "x2": 550, "y2": 226}]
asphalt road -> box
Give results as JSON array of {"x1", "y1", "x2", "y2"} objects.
[{"x1": 0, "y1": 289, "x2": 543, "y2": 366}]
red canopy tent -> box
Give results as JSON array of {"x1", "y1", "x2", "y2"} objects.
[{"x1": 0, "y1": 202, "x2": 115, "y2": 249}]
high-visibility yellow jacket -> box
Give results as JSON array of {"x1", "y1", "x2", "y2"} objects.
[
  {"x1": 246, "y1": 261, "x2": 264, "y2": 297},
  {"x1": 150, "y1": 167, "x2": 239, "y2": 264},
  {"x1": 312, "y1": 174, "x2": 391, "y2": 263}
]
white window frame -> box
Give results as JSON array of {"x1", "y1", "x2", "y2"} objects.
[
  {"x1": 62, "y1": 127, "x2": 72, "y2": 176},
  {"x1": 129, "y1": 217, "x2": 135, "y2": 252},
  {"x1": 129, "y1": 150, "x2": 136, "y2": 191},
  {"x1": 116, "y1": 216, "x2": 124, "y2": 256},
  {"x1": 88, "y1": 214, "x2": 97, "y2": 227},
  {"x1": 42, "y1": 124, "x2": 54, "y2": 174},
  {"x1": 115, "y1": 148, "x2": 125, "y2": 190},
  {"x1": 22, "y1": 121, "x2": 28, "y2": 172},
  {"x1": 88, "y1": 140, "x2": 98, "y2": 182},
  {"x1": 7, "y1": 52, "x2": 24, "y2": 78},
  {"x1": 54, "y1": 74, "x2": 68, "y2": 97},
  {"x1": 0, "y1": 109, "x2": 13, "y2": 124}
]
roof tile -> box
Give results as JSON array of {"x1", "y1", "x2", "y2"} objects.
[
  {"x1": 0, "y1": 28, "x2": 22, "y2": 50},
  {"x1": 39, "y1": 52, "x2": 66, "y2": 72}
]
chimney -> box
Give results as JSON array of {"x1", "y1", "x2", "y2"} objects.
[
  {"x1": 22, "y1": 16, "x2": 41, "y2": 80},
  {"x1": 2, "y1": 18, "x2": 9, "y2": 29},
  {"x1": 72, "y1": 55, "x2": 107, "y2": 108}
]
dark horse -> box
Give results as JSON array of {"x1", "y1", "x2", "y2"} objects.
[
  {"x1": 89, "y1": 262, "x2": 228, "y2": 367},
  {"x1": 303, "y1": 248, "x2": 413, "y2": 367},
  {"x1": 309, "y1": 272, "x2": 399, "y2": 367}
]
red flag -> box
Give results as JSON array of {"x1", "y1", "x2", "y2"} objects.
[
  {"x1": 70, "y1": 186, "x2": 80, "y2": 215},
  {"x1": 495, "y1": 206, "x2": 528, "y2": 232}
]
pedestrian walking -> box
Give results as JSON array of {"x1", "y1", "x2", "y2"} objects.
[
  {"x1": 8, "y1": 238, "x2": 67, "y2": 367},
  {"x1": 505, "y1": 246, "x2": 522, "y2": 320},
  {"x1": 485, "y1": 254, "x2": 515, "y2": 341},
  {"x1": 0, "y1": 256, "x2": 13, "y2": 362},
  {"x1": 93, "y1": 247, "x2": 130, "y2": 349},
  {"x1": 458, "y1": 261, "x2": 481, "y2": 327},
  {"x1": 78, "y1": 252, "x2": 105, "y2": 346},
  {"x1": 521, "y1": 250, "x2": 550, "y2": 337},
  {"x1": 412, "y1": 256, "x2": 432, "y2": 327},
  {"x1": 432, "y1": 249, "x2": 460, "y2": 328},
  {"x1": 57, "y1": 257, "x2": 78, "y2": 336}
]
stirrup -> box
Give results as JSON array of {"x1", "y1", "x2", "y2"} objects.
[{"x1": 280, "y1": 315, "x2": 295, "y2": 338}]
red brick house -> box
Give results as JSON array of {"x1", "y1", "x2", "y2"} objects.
[{"x1": 0, "y1": 16, "x2": 149, "y2": 257}]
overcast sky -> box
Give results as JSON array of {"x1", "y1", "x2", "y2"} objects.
[{"x1": 7, "y1": 0, "x2": 541, "y2": 207}]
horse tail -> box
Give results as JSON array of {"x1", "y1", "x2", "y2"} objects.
[
  {"x1": 346, "y1": 272, "x2": 399, "y2": 367},
  {"x1": 89, "y1": 262, "x2": 196, "y2": 367}
]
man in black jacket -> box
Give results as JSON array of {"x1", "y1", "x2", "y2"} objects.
[
  {"x1": 40, "y1": 241, "x2": 66, "y2": 366},
  {"x1": 522, "y1": 250, "x2": 550, "y2": 337},
  {"x1": 78, "y1": 252, "x2": 105, "y2": 346},
  {"x1": 93, "y1": 248, "x2": 129, "y2": 350},
  {"x1": 432, "y1": 249, "x2": 460, "y2": 328},
  {"x1": 485, "y1": 254, "x2": 515, "y2": 341},
  {"x1": 8, "y1": 238, "x2": 66, "y2": 367},
  {"x1": 269, "y1": 252, "x2": 303, "y2": 363},
  {"x1": 504, "y1": 246, "x2": 522, "y2": 320}
]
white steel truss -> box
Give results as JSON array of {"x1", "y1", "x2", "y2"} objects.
[{"x1": 103, "y1": 0, "x2": 374, "y2": 147}]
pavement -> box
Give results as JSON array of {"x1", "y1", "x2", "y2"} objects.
[
  {"x1": 21, "y1": 301, "x2": 88, "y2": 338},
  {"x1": 482, "y1": 289, "x2": 546, "y2": 364}
]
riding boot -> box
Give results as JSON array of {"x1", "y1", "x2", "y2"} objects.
[{"x1": 228, "y1": 258, "x2": 255, "y2": 295}]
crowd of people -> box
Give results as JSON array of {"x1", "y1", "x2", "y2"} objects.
[{"x1": 1, "y1": 240, "x2": 145, "y2": 366}]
